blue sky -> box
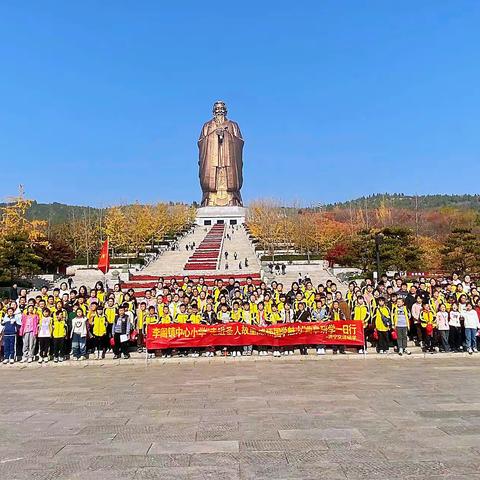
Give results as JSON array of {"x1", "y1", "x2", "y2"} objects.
[{"x1": 1, "y1": 1, "x2": 479, "y2": 206}]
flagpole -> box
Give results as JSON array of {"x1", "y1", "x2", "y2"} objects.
[
  {"x1": 145, "y1": 324, "x2": 149, "y2": 366},
  {"x1": 104, "y1": 237, "x2": 109, "y2": 292}
]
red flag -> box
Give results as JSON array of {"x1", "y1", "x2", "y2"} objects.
[{"x1": 97, "y1": 239, "x2": 110, "y2": 274}]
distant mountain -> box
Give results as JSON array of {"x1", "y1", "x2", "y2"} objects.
[
  {"x1": 325, "y1": 194, "x2": 480, "y2": 211},
  {"x1": 25, "y1": 202, "x2": 103, "y2": 224},
  {"x1": 3, "y1": 195, "x2": 479, "y2": 225},
  {"x1": 4, "y1": 200, "x2": 195, "y2": 224}
]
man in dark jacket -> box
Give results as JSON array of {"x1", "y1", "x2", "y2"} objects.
[{"x1": 9, "y1": 284, "x2": 18, "y2": 301}]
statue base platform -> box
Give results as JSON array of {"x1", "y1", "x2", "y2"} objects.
[{"x1": 195, "y1": 206, "x2": 246, "y2": 226}]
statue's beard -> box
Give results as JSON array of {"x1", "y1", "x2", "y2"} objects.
[{"x1": 214, "y1": 113, "x2": 225, "y2": 124}]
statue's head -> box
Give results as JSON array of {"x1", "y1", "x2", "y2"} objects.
[{"x1": 213, "y1": 101, "x2": 227, "y2": 117}]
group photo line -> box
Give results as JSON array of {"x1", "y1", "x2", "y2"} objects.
[{"x1": 2, "y1": 269, "x2": 480, "y2": 364}]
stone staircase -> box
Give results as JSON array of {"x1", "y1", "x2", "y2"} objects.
[
  {"x1": 135, "y1": 224, "x2": 261, "y2": 278},
  {"x1": 217, "y1": 225, "x2": 262, "y2": 274},
  {"x1": 140, "y1": 226, "x2": 210, "y2": 276}
]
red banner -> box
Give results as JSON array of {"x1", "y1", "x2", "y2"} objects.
[
  {"x1": 145, "y1": 321, "x2": 364, "y2": 349},
  {"x1": 97, "y1": 239, "x2": 110, "y2": 274}
]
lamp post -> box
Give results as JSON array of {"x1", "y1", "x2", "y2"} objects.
[{"x1": 375, "y1": 232, "x2": 384, "y2": 283}]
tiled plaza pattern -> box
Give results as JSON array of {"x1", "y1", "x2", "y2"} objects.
[{"x1": 2, "y1": 357, "x2": 480, "y2": 479}]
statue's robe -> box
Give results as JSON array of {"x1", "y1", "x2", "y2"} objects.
[{"x1": 198, "y1": 118, "x2": 244, "y2": 206}]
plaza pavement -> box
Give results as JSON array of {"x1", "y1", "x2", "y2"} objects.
[{"x1": 1, "y1": 356, "x2": 480, "y2": 479}]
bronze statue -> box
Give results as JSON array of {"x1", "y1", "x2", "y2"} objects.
[{"x1": 198, "y1": 101, "x2": 244, "y2": 207}]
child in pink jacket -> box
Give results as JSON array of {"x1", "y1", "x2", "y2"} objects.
[{"x1": 20, "y1": 306, "x2": 39, "y2": 363}]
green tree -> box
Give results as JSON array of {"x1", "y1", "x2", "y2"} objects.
[
  {"x1": 379, "y1": 227, "x2": 422, "y2": 273},
  {"x1": 341, "y1": 230, "x2": 376, "y2": 272},
  {"x1": 0, "y1": 234, "x2": 42, "y2": 281},
  {"x1": 441, "y1": 229, "x2": 480, "y2": 273},
  {"x1": 343, "y1": 227, "x2": 421, "y2": 275}
]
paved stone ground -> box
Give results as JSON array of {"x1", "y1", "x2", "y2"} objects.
[{"x1": 1, "y1": 357, "x2": 480, "y2": 479}]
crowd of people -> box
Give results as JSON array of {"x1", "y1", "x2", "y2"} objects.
[{"x1": 1, "y1": 271, "x2": 479, "y2": 364}]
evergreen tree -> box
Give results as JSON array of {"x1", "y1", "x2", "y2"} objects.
[
  {"x1": 0, "y1": 234, "x2": 42, "y2": 281},
  {"x1": 441, "y1": 229, "x2": 480, "y2": 273}
]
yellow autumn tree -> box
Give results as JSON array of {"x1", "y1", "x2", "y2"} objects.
[
  {"x1": 291, "y1": 212, "x2": 320, "y2": 263},
  {"x1": 417, "y1": 235, "x2": 443, "y2": 271},
  {"x1": 104, "y1": 206, "x2": 128, "y2": 254},
  {"x1": 0, "y1": 189, "x2": 48, "y2": 246},
  {"x1": 315, "y1": 215, "x2": 352, "y2": 255},
  {"x1": 103, "y1": 203, "x2": 194, "y2": 258},
  {"x1": 0, "y1": 189, "x2": 49, "y2": 279},
  {"x1": 375, "y1": 199, "x2": 392, "y2": 228},
  {"x1": 247, "y1": 200, "x2": 289, "y2": 261},
  {"x1": 123, "y1": 204, "x2": 158, "y2": 255},
  {"x1": 165, "y1": 204, "x2": 195, "y2": 236}
]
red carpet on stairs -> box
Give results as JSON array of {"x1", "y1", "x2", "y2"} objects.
[{"x1": 183, "y1": 224, "x2": 225, "y2": 271}]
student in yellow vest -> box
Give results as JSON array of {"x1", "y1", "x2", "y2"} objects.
[
  {"x1": 76, "y1": 297, "x2": 88, "y2": 315},
  {"x1": 185, "y1": 304, "x2": 202, "y2": 358},
  {"x1": 346, "y1": 282, "x2": 357, "y2": 312},
  {"x1": 37, "y1": 300, "x2": 47, "y2": 318},
  {"x1": 276, "y1": 294, "x2": 286, "y2": 312},
  {"x1": 215, "y1": 303, "x2": 232, "y2": 357},
  {"x1": 293, "y1": 292, "x2": 307, "y2": 312},
  {"x1": 303, "y1": 283, "x2": 316, "y2": 309},
  {"x1": 174, "y1": 304, "x2": 189, "y2": 356},
  {"x1": 87, "y1": 303, "x2": 98, "y2": 326},
  {"x1": 143, "y1": 306, "x2": 159, "y2": 358},
  {"x1": 113, "y1": 284, "x2": 124, "y2": 306},
  {"x1": 144, "y1": 306, "x2": 159, "y2": 329},
  {"x1": 240, "y1": 302, "x2": 255, "y2": 356},
  {"x1": 188, "y1": 304, "x2": 202, "y2": 324},
  {"x1": 374, "y1": 297, "x2": 392, "y2": 354},
  {"x1": 429, "y1": 290, "x2": 442, "y2": 316},
  {"x1": 157, "y1": 305, "x2": 173, "y2": 358},
  {"x1": 263, "y1": 294, "x2": 274, "y2": 315},
  {"x1": 160, "y1": 305, "x2": 173, "y2": 325},
  {"x1": 95, "y1": 281, "x2": 107, "y2": 305},
  {"x1": 256, "y1": 302, "x2": 270, "y2": 356},
  {"x1": 215, "y1": 295, "x2": 228, "y2": 313},
  {"x1": 85, "y1": 303, "x2": 98, "y2": 353},
  {"x1": 420, "y1": 303, "x2": 436, "y2": 353},
  {"x1": 230, "y1": 301, "x2": 242, "y2": 322},
  {"x1": 40, "y1": 286, "x2": 49, "y2": 303},
  {"x1": 213, "y1": 284, "x2": 222, "y2": 302},
  {"x1": 248, "y1": 295, "x2": 258, "y2": 316},
  {"x1": 55, "y1": 300, "x2": 67, "y2": 318},
  {"x1": 267, "y1": 304, "x2": 282, "y2": 325},
  {"x1": 46, "y1": 296, "x2": 56, "y2": 313},
  {"x1": 135, "y1": 301, "x2": 147, "y2": 353},
  {"x1": 92, "y1": 306, "x2": 108, "y2": 359},
  {"x1": 104, "y1": 298, "x2": 116, "y2": 343},
  {"x1": 267, "y1": 304, "x2": 283, "y2": 357},
  {"x1": 175, "y1": 303, "x2": 189, "y2": 324},
  {"x1": 352, "y1": 296, "x2": 370, "y2": 354},
  {"x1": 52, "y1": 310, "x2": 67, "y2": 363},
  {"x1": 197, "y1": 291, "x2": 207, "y2": 312},
  {"x1": 123, "y1": 293, "x2": 136, "y2": 314}
]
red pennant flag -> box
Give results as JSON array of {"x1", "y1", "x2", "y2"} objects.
[{"x1": 97, "y1": 239, "x2": 110, "y2": 274}]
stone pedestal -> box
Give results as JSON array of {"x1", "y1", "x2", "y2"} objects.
[{"x1": 195, "y1": 206, "x2": 246, "y2": 226}]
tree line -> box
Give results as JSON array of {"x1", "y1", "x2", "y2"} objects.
[
  {"x1": 247, "y1": 199, "x2": 480, "y2": 275},
  {"x1": 0, "y1": 191, "x2": 195, "y2": 282}
]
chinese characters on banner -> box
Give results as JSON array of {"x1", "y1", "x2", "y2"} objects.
[{"x1": 146, "y1": 321, "x2": 364, "y2": 349}]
